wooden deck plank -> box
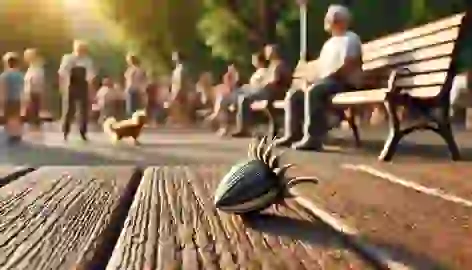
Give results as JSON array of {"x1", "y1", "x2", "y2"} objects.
[
  {"x1": 0, "y1": 166, "x2": 138, "y2": 270},
  {"x1": 107, "y1": 165, "x2": 374, "y2": 269},
  {"x1": 0, "y1": 166, "x2": 35, "y2": 188}
]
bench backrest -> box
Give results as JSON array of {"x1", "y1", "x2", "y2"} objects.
[
  {"x1": 362, "y1": 12, "x2": 468, "y2": 99},
  {"x1": 292, "y1": 12, "x2": 469, "y2": 99}
]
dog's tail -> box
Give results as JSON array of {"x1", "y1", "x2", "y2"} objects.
[{"x1": 103, "y1": 117, "x2": 117, "y2": 136}]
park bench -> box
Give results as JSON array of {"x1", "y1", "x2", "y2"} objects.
[{"x1": 261, "y1": 11, "x2": 470, "y2": 161}]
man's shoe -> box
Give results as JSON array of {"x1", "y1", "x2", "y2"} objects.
[
  {"x1": 216, "y1": 128, "x2": 229, "y2": 137},
  {"x1": 63, "y1": 133, "x2": 69, "y2": 141},
  {"x1": 80, "y1": 133, "x2": 88, "y2": 142},
  {"x1": 291, "y1": 137, "x2": 323, "y2": 151},
  {"x1": 273, "y1": 135, "x2": 302, "y2": 147},
  {"x1": 7, "y1": 136, "x2": 21, "y2": 145}
]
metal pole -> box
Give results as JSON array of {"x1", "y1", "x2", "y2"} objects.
[{"x1": 300, "y1": 3, "x2": 307, "y2": 61}]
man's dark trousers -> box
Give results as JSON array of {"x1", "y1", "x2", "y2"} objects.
[
  {"x1": 234, "y1": 88, "x2": 271, "y2": 134},
  {"x1": 62, "y1": 67, "x2": 89, "y2": 138}
]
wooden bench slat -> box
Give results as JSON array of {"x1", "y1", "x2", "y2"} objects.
[
  {"x1": 331, "y1": 85, "x2": 442, "y2": 105},
  {"x1": 273, "y1": 100, "x2": 285, "y2": 109},
  {"x1": 332, "y1": 88, "x2": 388, "y2": 105},
  {"x1": 0, "y1": 166, "x2": 137, "y2": 270},
  {"x1": 363, "y1": 26, "x2": 460, "y2": 61},
  {"x1": 250, "y1": 100, "x2": 269, "y2": 110},
  {"x1": 362, "y1": 13, "x2": 464, "y2": 50},
  {"x1": 395, "y1": 71, "x2": 448, "y2": 88},
  {"x1": 363, "y1": 42, "x2": 455, "y2": 70},
  {"x1": 396, "y1": 56, "x2": 452, "y2": 74},
  {"x1": 407, "y1": 85, "x2": 442, "y2": 98}
]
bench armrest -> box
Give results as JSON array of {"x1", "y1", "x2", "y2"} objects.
[{"x1": 387, "y1": 67, "x2": 411, "y2": 93}]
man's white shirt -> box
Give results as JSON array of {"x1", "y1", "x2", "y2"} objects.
[
  {"x1": 317, "y1": 31, "x2": 362, "y2": 87},
  {"x1": 58, "y1": 53, "x2": 95, "y2": 88}
]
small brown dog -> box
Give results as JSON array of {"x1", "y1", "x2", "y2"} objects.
[{"x1": 103, "y1": 110, "x2": 146, "y2": 144}]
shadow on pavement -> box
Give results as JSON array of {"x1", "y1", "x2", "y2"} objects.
[
  {"x1": 0, "y1": 141, "x2": 199, "y2": 166},
  {"x1": 246, "y1": 213, "x2": 447, "y2": 270},
  {"x1": 327, "y1": 137, "x2": 472, "y2": 161}
]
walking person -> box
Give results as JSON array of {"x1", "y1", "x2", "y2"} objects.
[
  {"x1": 58, "y1": 40, "x2": 96, "y2": 141},
  {"x1": 23, "y1": 48, "x2": 45, "y2": 132},
  {"x1": 0, "y1": 52, "x2": 24, "y2": 144},
  {"x1": 124, "y1": 53, "x2": 147, "y2": 117},
  {"x1": 167, "y1": 51, "x2": 196, "y2": 125}
]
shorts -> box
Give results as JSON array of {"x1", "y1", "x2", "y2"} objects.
[{"x1": 5, "y1": 100, "x2": 21, "y2": 119}]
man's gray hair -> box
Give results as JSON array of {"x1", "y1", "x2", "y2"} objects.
[{"x1": 325, "y1": 4, "x2": 351, "y2": 24}]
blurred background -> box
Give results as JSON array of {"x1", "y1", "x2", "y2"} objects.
[{"x1": 1, "y1": 0, "x2": 468, "y2": 115}]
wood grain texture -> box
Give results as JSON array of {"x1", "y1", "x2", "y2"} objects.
[
  {"x1": 0, "y1": 166, "x2": 138, "y2": 270},
  {"x1": 362, "y1": 13, "x2": 464, "y2": 51},
  {"x1": 106, "y1": 165, "x2": 373, "y2": 270}
]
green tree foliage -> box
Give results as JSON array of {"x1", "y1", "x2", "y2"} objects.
[
  {"x1": 0, "y1": 0, "x2": 72, "y2": 65},
  {"x1": 0, "y1": 0, "x2": 73, "y2": 115},
  {"x1": 98, "y1": 0, "x2": 469, "y2": 78}
]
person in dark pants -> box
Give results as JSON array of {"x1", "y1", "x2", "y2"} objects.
[
  {"x1": 274, "y1": 5, "x2": 363, "y2": 150},
  {"x1": 124, "y1": 53, "x2": 147, "y2": 117},
  {"x1": 58, "y1": 40, "x2": 96, "y2": 141},
  {"x1": 231, "y1": 45, "x2": 291, "y2": 137}
]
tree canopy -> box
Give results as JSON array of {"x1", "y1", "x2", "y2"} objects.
[{"x1": 97, "y1": 0, "x2": 469, "y2": 78}]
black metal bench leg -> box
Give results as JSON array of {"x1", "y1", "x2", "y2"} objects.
[
  {"x1": 379, "y1": 128, "x2": 403, "y2": 161},
  {"x1": 437, "y1": 122, "x2": 461, "y2": 160},
  {"x1": 345, "y1": 108, "x2": 361, "y2": 147},
  {"x1": 264, "y1": 107, "x2": 278, "y2": 139},
  {"x1": 379, "y1": 98, "x2": 402, "y2": 161}
]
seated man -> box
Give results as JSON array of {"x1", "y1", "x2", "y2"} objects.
[
  {"x1": 232, "y1": 44, "x2": 291, "y2": 137},
  {"x1": 450, "y1": 30, "x2": 472, "y2": 127},
  {"x1": 274, "y1": 4, "x2": 363, "y2": 150}
]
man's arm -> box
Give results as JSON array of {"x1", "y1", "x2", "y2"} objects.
[
  {"x1": 85, "y1": 57, "x2": 96, "y2": 84},
  {"x1": 328, "y1": 37, "x2": 362, "y2": 82},
  {"x1": 169, "y1": 68, "x2": 183, "y2": 104},
  {"x1": 264, "y1": 62, "x2": 290, "y2": 91},
  {"x1": 57, "y1": 54, "x2": 70, "y2": 90}
]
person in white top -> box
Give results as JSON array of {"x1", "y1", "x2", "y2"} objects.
[
  {"x1": 58, "y1": 40, "x2": 96, "y2": 141},
  {"x1": 124, "y1": 53, "x2": 147, "y2": 116},
  {"x1": 95, "y1": 77, "x2": 125, "y2": 122},
  {"x1": 274, "y1": 4, "x2": 363, "y2": 150},
  {"x1": 206, "y1": 53, "x2": 268, "y2": 135},
  {"x1": 23, "y1": 48, "x2": 45, "y2": 130}
]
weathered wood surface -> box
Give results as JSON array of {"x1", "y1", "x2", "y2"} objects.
[
  {"x1": 106, "y1": 165, "x2": 373, "y2": 270},
  {"x1": 0, "y1": 166, "x2": 140, "y2": 270},
  {"x1": 0, "y1": 166, "x2": 35, "y2": 188}
]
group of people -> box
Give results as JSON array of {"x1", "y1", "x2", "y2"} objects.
[
  {"x1": 194, "y1": 4, "x2": 362, "y2": 151},
  {"x1": 1, "y1": 48, "x2": 45, "y2": 144},
  {"x1": 2, "y1": 4, "x2": 469, "y2": 149},
  {"x1": 0, "y1": 39, "x2": 152, "y2": 144},
  {"x1": 201, "y1": 3, "x2": 471, "y2": 151}
]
